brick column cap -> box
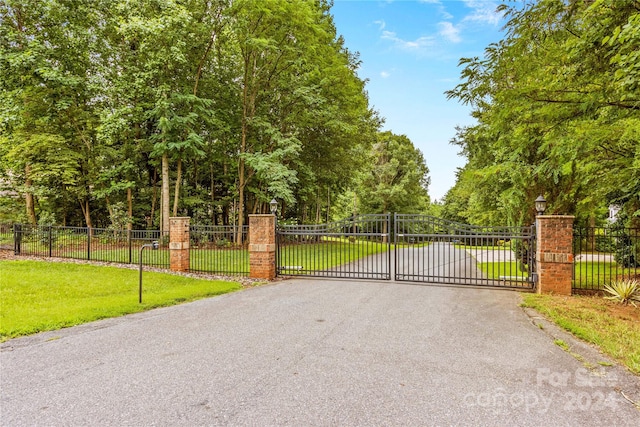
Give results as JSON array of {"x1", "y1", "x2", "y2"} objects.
[
  {"x1": 248, "y1": 214, "x2": 275, "y2": 217},
  {"x1": 536, "y1": 215, "x2": 575, "y2": 219}
]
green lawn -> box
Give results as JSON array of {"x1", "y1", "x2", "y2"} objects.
[
  {"x1": 278, "y1": 239, "x2": 390, "y2": 272},
  {"x1": 573, "y1": 261, "x2": 633, "y2": 289},
  {"x1": 478, "y1": 261, "x2": 530, "y2": 280},
  {"x1": 0, "y1": 260, "x2": 242, "y2": 341}
]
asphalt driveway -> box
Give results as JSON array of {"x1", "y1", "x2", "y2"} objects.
[{"x1": 1, "y1": 279, "x2": 639, "y2": 426}]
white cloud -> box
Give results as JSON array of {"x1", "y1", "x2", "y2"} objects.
[
  {"x1": 380, "y1": 71, "x2": 391, "y2": 78},
  {"x1": 462, "y1": 0, "x2": 503, "y2": 26},
  {"x1": 374, "y1": 20, "x2": 386, "y2": 30},
  {"x1": 438, "y1": 22, "x2": 461, "y2": 43},
  {"x1": 381, "y1": 30, "x2": 435, "y2": 51}
]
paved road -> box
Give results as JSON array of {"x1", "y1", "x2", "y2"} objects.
[
  {"x1": 303, "y1": 242, "x2": 483, "y2": 283},
  {"x1": 1, "y1": 279, "x2": 639, "y2": 426}
]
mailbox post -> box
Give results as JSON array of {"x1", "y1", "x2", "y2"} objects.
[{"x1": 139, "y1": 241, "x2": 159, "y2": 303}]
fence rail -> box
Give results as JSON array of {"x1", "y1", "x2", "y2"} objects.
[
  {"x1": 12, "y1": 224, "x2": 170, "y2": 268},
  {"x1": 190, "y1": 225, "x2": 249, "y2": 276},
  {"x1": 6, "y1": 223, "x2": 250, "y2": 277},
  {"x1": 573, "y1": 226, "x2": 640, "y2": 291}
]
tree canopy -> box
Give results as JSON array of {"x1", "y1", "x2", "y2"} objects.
[
  {"x1": 445, "y1": 0, "x2": 640, "y2": 227},
  {"x1": 0, "y1": 0, "x2": 431, "y2": 229}
]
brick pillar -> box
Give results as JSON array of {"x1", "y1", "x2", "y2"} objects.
[
  {"x1": 536, "y1": 215, "x2": 574, "y2": 295},
  {"x1": 170, "y1": 217, "x2": 190, "y2": 272},
  {"x1": 249, "y1": 214, "x2": 276, "y2": 280}
]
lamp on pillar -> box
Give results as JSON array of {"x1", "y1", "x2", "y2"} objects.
[
  {"x1": 535, "y1": 195, "x2": 547, "y2": 216},
  {"x1": 270, "y1": 198, "x2": 278, "y2": 215}
]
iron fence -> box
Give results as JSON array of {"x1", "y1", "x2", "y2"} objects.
[
  {"x1": 13, "y1": 224, "x2": 169, "y2": 268},
  {"x1": 573, "y1": 226, "x2": 640, "y2": 291},
  {"x1": 0, "y1": 223, "x2": 14, "y2": 249},
  {"x1": 189, "y1": 225, "x2": 249, "y2": 276}
]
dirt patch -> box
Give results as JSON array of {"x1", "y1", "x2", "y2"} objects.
[{"x1": 0, "y1": 249, "x2": 16, "y2": 260}]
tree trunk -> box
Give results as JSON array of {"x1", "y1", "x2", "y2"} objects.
[
  {"x1": 25, "y1": 164, "x2": 37, "y2": 225},
  {"x1": 210, "y1": 164, "x2": 216, "y2": 224},
  {"x1": 80, "y1": 198, "x2": 93, "y2": 234},
  {"x1": 173, "y1": 157, "x2": 182, "y2": 217},
  {"x1": 127, "y1": 187, "x2": 133, "y2": 231},
  {"x1": 150, "y1": 168, "x2": 157, "y2": 229},
  {"x1": 161, "y1": 153, "x2": 170, "y2": 233},
  {"x1": 237, "y1": 171, "x2": 245, "y2": 245}
]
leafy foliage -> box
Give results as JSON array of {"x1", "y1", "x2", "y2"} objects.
[
  {"x1": 1, "y1": 0, "x2": 425, "y2": 227},
  {"x1": 445, "y1": 0, "x2": 640, "y2": 227}
]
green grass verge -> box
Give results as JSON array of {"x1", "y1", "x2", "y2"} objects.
[
  {"x1": 521, "y1": 294, "x2": 640, "y2": 375},
  {"x1": 0, "y1": 260, "x2": 242, "y2": 341}
]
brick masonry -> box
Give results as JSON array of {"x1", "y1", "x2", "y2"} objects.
[
  {"x1": 536, "y1": 215, "x2": 574, "y2": 295},
  {"x1": 170, "y1": 217, "x2": 190, "y2": 272},
  {"x1": 249, "y1": 214, "x2": 276, "y2": 280}
]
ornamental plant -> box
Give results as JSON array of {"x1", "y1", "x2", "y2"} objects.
[{"x1": 603, "y1": 280, "x2": 640, "y2": 307}]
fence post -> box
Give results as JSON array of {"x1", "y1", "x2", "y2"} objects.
[
  {"x1": 536, "y1": 215, "x2": 575, "y2": 295},
  {"x1": 169, "y1": 217, "x2": 190, "y2": 272},
  {"x1": 87, "y1": 227, "x2": 91, "y2": 260},
  {"x1": 48, "y1": 226, "x2": 52, "y2": 257},
  {"x1": 14, "y1": 224, "x2": 21, "y2": 255},
  {"x1": 249, "y1": 214, "x2": 276, "y2": 280}
]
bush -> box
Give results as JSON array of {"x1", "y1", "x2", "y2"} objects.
[
  {"x1": 595, "y1": 235, "x2": 616, "y2": 253},
  {"x1": 609, "y1": 210, "x2": 640, "y2": 268},
  {"x1": 512, "y1": 239, "x2": 532, "y2": 272},
  {"x1": 615, "y1": 242, "x2": 639, "y2": 268}
]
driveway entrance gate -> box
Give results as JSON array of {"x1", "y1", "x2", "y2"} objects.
[{"x1": 276, "y1": 214, "x2": 536, "y2": 289}]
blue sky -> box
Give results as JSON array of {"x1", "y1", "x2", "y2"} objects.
[{"x1": 329, "y1": 0, "x2": 509, "y2": 201}]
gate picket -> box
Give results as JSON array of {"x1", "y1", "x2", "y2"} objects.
[
  {"x1": 394, "y1": 214, "x2": 535, "y2": 288},
  {"x1": 276, "y1": 214, "x2": 535, "y2": 289},
  {"x1": 276, "y1": 214, "x2": 392, "y2": 280}
]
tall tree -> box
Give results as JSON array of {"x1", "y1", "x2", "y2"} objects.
[
  {"x1": 358, "y1": 131, "x2": 430, "y2": 215},
  {"x1": 446, "y1": 0, "x2": 640, "y2": 226}
]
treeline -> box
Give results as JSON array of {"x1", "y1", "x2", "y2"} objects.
[
  {"x1": 443, "y1": 0, "x2": 639, "y2": 228},
  {"x1": 0, "y1": 0, "x2": 431, "y2": 234}
]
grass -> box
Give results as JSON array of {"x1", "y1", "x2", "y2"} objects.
[
  {"x1": 278, "y1": 239, "x2": 389, "y2": 272},
  {"x1": 0, "y1": 260, "x2": 242, "y2": 341},
  {"x1": 573, "y1": 261, "x2": 636, "y2": 289},
  {"x1": 521, "y1": 293, "x2": 640, "y2": 375},
  {"x1": 456, "y1": 244, "x2": 511, "y2": 251},
  {"x1": 478, "y1": 261, "x2": 530, "y2": 280}
]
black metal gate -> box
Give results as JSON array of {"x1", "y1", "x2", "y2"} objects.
[
  {"x1": 277, "y1": 214, "x2": 392, "y2": 280},
  {"x1": 394, "y1": 214, "x2": 535, "y2": 289},
  {"x1": 276, "y1": 214, "x2": 535, "y2": 289}
]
